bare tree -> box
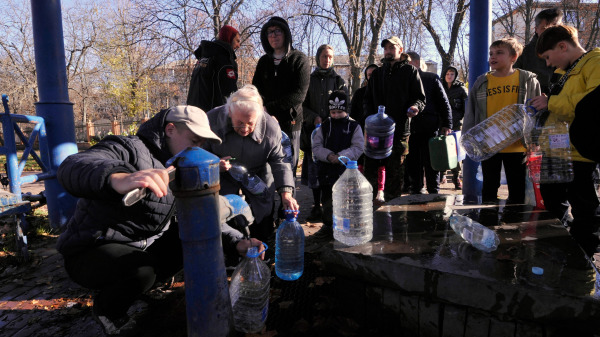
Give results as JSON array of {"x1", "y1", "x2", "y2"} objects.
[
  {"x1": 411, "y1": 0, "x2": 470, "y2": 74},
  {"x1": 493, "y1": 0, "x2": 539, "y2": 42}
]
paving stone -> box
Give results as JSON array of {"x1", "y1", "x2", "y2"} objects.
[
  {"x1": 399, "y1": 294, "x2": 419, "y2": 336},
  {"x1": 464, "y1": 309, "x2": 490, "y2": 336},
  {"x1": 488, "y1": 316, "x2": 516, "y2": 337},
  {"x1": 441, "y1": 303, "x2": 466, "y2": 337},
  {"x1": 419, "y1": 298, "x2": 440, "y2": 337}
]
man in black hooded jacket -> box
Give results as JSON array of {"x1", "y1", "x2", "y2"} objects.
[{"x1": 252, "y1": 16, "x2": 310, "y2": 175}]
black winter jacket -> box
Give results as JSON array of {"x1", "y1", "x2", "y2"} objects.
[
  {"x1": 441, "y1": 66, "x2": 468, "y2": 131},
  {"x1": 187, "y1": 40, "x2": 238, "y2": 111},
  {"x1": 57, "y1": 109, "x2": 242, "y2": 257},
  {"x1": 300, "y1": 68, "x2": 347, "y2": 151},
  {"x1": 252, "y1": 17, "x2": 310, "y2": 134},
  {"x1": 350, "y1": 86, "x2": 367, "y2": 128},
  {"x1": 514, "y1": 34, "x2": 555, "y2": 94},
  {"x1": 363, "y1": 57, "x2": 426, "y2": 140},
  {"x1": 410, "y1": 70, "x2": 452, "y2": 136}
]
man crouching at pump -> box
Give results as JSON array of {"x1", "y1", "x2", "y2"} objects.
[
  {"x1": 204, "y1": 84, "x2": 300, "y2": 244},
  {"x1": 56, "y1": 105, "x2": 261, "y2": 336}
]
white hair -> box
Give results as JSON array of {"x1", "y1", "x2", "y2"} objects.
[{"x1": 227, "y1": 84, "x2": 264, "y2": 117}]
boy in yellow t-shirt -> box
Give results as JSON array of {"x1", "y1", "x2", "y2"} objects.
[{"x1": 463, "y1": 38, "x2": 541, "y2": 203}]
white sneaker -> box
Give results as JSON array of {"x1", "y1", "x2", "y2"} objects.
[{"x1": 376, "y1": 190, "x2": 385, "y2": 203}]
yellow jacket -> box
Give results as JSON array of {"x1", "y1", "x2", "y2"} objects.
[{"x1": 547, "y1": 48, "x2": 600, "y2": 162}]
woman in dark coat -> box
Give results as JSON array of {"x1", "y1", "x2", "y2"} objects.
[{"x1": 301, "y1": 44, "x2": 347, "y2": 221}]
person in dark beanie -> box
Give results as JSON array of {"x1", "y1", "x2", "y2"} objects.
[
  {"x1": 514, "y1": 8, "x2": 562, "y2": 94},
  {"x1": 350, "y1": 63, "x2": 378, "y2": 128},
  {"x1": 187, "y1": 25, "x2": 241, "y2": 111},
  {"x1": 252, "y1": 17, "x2": 311, "y2": 178},
  {"x1": 301, "y1": 44, "x2": 347, "y2": 222},
  {"x1": 310, "y1": 90, "x2": 364, "y2": 241},
  {"x1": 441, "y1": 65, "x2": 468, "y2": 189}
]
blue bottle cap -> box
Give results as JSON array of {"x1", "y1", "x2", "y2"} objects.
[
  {"x1": 346, "y1": 160, "x2": 358, "y2": 169},
  {"x1": 531, "y1": 266, "x2": 544, "y2": 275},
  {"x1": 284, "y1": 209, "x2": 298, "y2": 221}
]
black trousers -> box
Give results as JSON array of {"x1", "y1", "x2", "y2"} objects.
[
  {"x1": 406, "y1": 133, "x2": 439, "y2": 194},
  {"x1": 481, "y1": 152, "x2": 526, "y2": 203},
  {"x1": 540, "y1": 161, "x2": 599, "y2": 230},
  {"x1": 320, "y1": 184, "x2": 334, "y2": 227},
  {"x1": 63, "y1": 222, "x2": 183, "y2": 320}
]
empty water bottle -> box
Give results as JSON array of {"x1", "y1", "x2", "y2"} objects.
[
  {"x1": 461, "y1": 104, "x2": 536, "y2": 162},
  {"x1": 364, "y1": 105, "x2": 395, "y2": 159},
  {"x1": 534, "y1": 122, "x2": 573, "y2": 184},
  {"x1": 311, "y1": 123, "x2": 321, "y2": 163},
  {"x1": 229, "y1": 164, "x2": 269, "y2": 197},
  {"x1": 332, "y1": 157, "x2": 373, "y2": 246},
  {"x1": 275, "y1": 210, "x2": 304, "y2": 281},
  {"x1": 281, "y1": 131, "x2": 293, "y2": 164},
  {"x1": 449, "y1": 215, "x2": 499, "y2": 252},
  {"x1": 230, "y1": 244, "x2": 270, "y2": 333}
]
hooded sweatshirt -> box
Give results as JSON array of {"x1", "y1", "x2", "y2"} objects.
[{"x1": 252, "y1": 17, "x2": 311, "y2": 134}]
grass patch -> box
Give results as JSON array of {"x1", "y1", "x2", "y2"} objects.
[{"x1": 0, "y1": 152, "x2": 42, "y2": 172}]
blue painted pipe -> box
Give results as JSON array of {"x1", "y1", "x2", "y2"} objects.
[
  {"x1": 463, "y1": 0, "x2": 491, "y2": 204},
  {"x1": 30, "y1": 0, "x2": 78, "y2": 227},
  {"x1": 167, "y1": 147, "x2": 233, "y2": 337}
]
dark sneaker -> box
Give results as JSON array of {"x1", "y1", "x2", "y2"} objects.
[
  {"x1": 93, "y1": 309, "x2": 136, "y2": 336},
  {"x1": 306, "y1": 206, "x2": 323, "y2": 222}
]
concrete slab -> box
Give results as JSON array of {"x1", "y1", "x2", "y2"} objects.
[{"x1": 316, "y1": 194, "x2": 600, "y2": 334}]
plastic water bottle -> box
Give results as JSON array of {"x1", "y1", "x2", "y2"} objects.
[
  {"x1": 537, "y1": 122, "x2": 574, "y2": 184},
  {"x1": 449, "y1": 215, "x2": 499, "y2": 252},
  {"x1": 281, "y1": 131, "x2": 293, "y2": 164},
  {"x1": 275, "y1": 210, "x2": 304, "y2": 281},
  {"x1": 311, "y1": 123, "x2": 321, "y2": 163},
  {"x1": 229, "y1": 164, "x2": 269, "y2": 197},
  {"x1": 461, "y1": 104, "x2": 535, "y2": 162},
  {"x1": 332, "y1": 157, "x2": 373, "y2": 246},
  {"x1": 364, "y1": 105, "x2": 395, "y2": 159},
  {"x1": 229, "y1": 244, "x2": 270, "y2": 333}
]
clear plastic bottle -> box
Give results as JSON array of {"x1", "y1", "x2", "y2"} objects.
[
  {"x1": 311, "y1": 123, "x2": 321, "y2": 163},
  {"x1": 537, "y1": 122, "x2": 574, "y2": 184},
  {"x1": 275, "y1": 210, "x2": 304, "y2": 281},
  {"x1": 364, "y1": 105, "x2": 395, "y2": 159},
  {"x1": 461, "y1": 104, "x2": 535, "y2": 162},
  {"x1": 281, "y1": 131, "x2": 293, "y2": 164},
  {"x1": 449, "y1": 215, "x2": 499, "y2": 252},
  {"x1": 229, "y1": 164, "x2": 269, "y2": 197},
  {"x1": 332, "y1": 158, "x2": 373, "y2": 246},
  {"x1": 229, "y1": 245, "x2": 270, "y2": 333}
]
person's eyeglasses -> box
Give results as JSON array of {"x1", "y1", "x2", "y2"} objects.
[{"x1": 267, "y1": 29, "x2": 283, "y2": 37}]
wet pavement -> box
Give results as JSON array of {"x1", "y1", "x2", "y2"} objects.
[{"x1": 2, "y1": 173, "x2": 599, "y2": 336}]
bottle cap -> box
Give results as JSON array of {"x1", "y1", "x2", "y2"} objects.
[
  {"x1": 346, "y1": 161, "x2": 358, "y2": 169},
  {"x1": 246, "y1": 243, "x2": 268, "y2": 258},
  {"x1": 531, "y1": 266, "x2": 544, "y2": 275},
  {"x1": 284, "y1": 209, "x2": 298, "y2": 221}
]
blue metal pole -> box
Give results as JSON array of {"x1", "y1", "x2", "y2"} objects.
[
  {"x1": 30, "y1": 0, "x2": 78, "y2": 227},
  {"x1": 463, "y1": 0, "x2": 492, "y2": 204},
  {"x1": 168, "y1": 147, "x2": 233, "y2": 337}
]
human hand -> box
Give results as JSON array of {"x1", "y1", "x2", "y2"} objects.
[
  {"x1": 110, "y1": 167, "x2": 172, "y2": 198},
  {"x1": 327, "y1": 153, "x2": 339, "y2": 164},
  {"x1": 281, "y1": 192, "x2": 299, "y2": 211},
  {"x1": 314, "y1": 116, "x2": 323, "y2": 126},
  {"x1": 440, "y1": 127, "x2": 451, "y2": 136},
  {"x1": 235, "y1": 238, "x2": 266, "y2": 260},
  {"x1": 407, "y1": 106, "x2": 419, "y2": 118},
  {"x1": 220, "y1": 156, "x2": 233, "y2": 172},
  {"x1": 528, "y1": 95, "x2": 548, "y2": 111}
]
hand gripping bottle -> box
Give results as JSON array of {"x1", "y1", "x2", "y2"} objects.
[
  {"x1": 275, "y1": 210, "x2": 304, "y2": 281},
  {"x1": 449, "y1": 214, "x2": 499, "y2": 252},
  {"x1": 229, "y1": 244, "x2": 270, "y2": 333},
  {"x1": 332, "y1": 157, "x2": 373, "y2": 246},
  {"x1": 364, "y1": 105, "x2": 395, "y2": 159},
  {"x1": 461, "y1": 104, "x2": 536, "y2": 162}
]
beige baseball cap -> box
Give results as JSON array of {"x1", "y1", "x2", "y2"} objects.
[
  {"x1": 166, "y1": 105, "x2": 222, "y2": 144},
  {"x1": 381, "y1": 36, "x2": 403, "y2": 48}
]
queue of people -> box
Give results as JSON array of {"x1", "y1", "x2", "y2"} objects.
[{"x1": 56, "y1": 10, "x2": 600, "y2": 335}]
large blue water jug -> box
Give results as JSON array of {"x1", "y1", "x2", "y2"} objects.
[
  {"x1": 229, "y1": 244, "x2": 270, "y2": 333},
  {"x1": 364, "y1": 105, "x2": 395, "y2": 159},
  {"x1": 275, "y1": 210, "x2": 304, "y2": 281},
  {"x1": 332, "y1": 157, "x2": 373, "y2": 246}
]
